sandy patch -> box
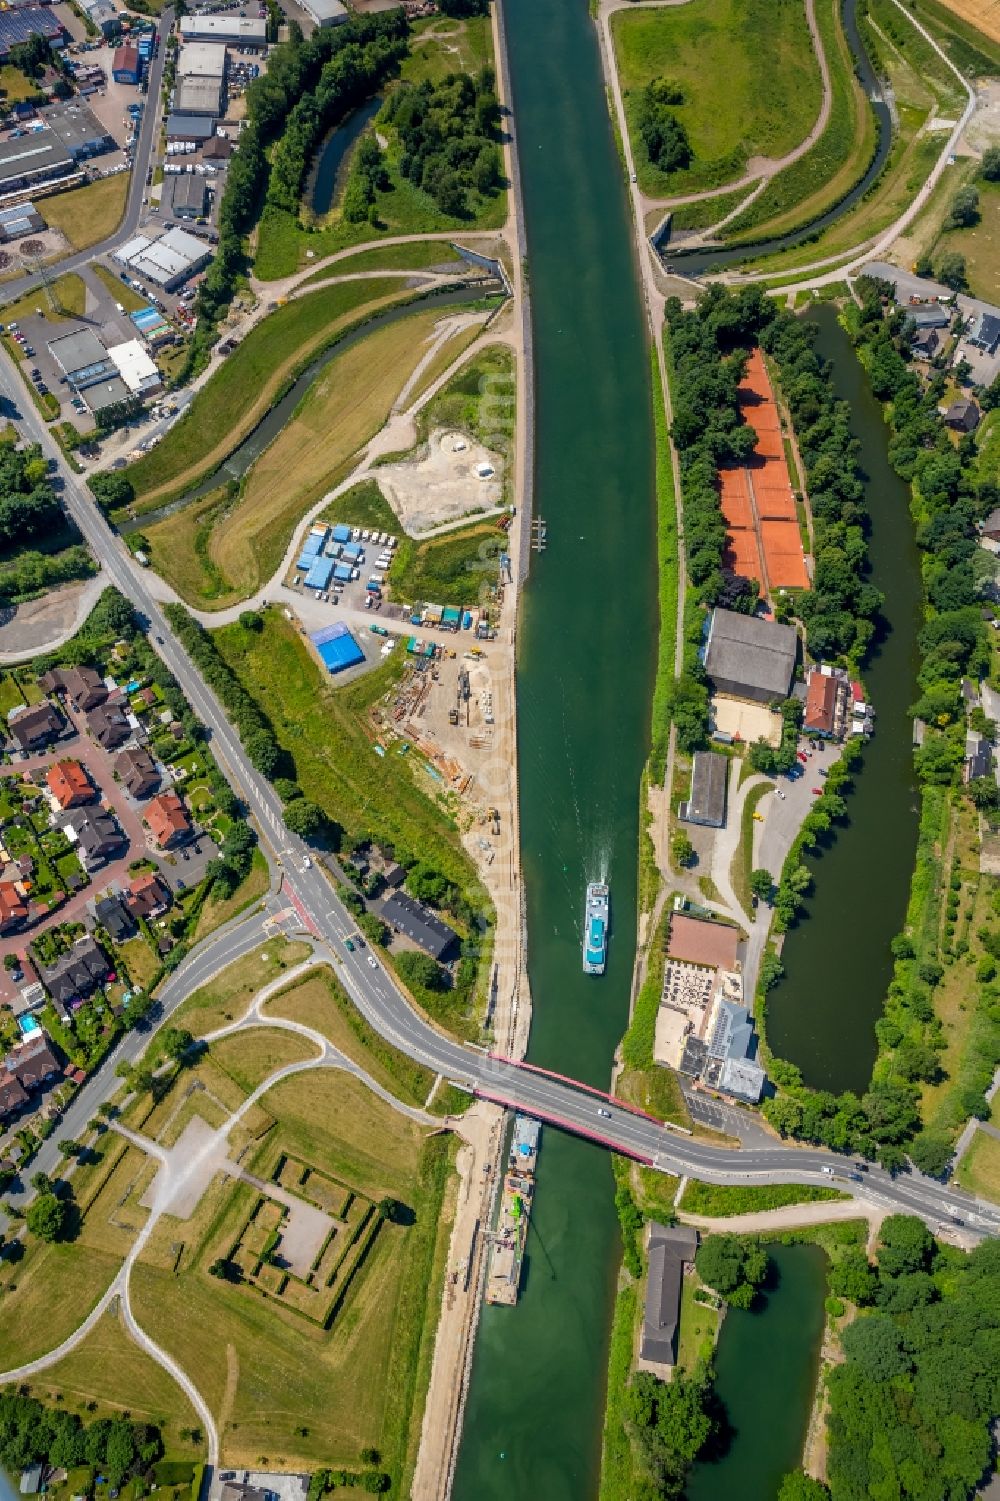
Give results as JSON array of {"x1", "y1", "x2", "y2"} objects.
[
  {"x1": 0, "y1": 573, "x2": 104, "y2": 660},
  {"x1": 375, "y1": 427, "x2": 503, "y2": 536},
  {"x1": 710, "y1": 695, "x2": 782, "y2": 748}
]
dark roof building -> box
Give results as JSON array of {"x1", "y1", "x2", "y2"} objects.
[
  {"x1": 114, "y1": 745, "x2": 159, "y2": 798},
  {"x1": 909, "y1": 303, "x2": 950, "y2": 329},
  {"x1": 39, "y1": 664, "x2": 108, "y2": 711},
  {"x1": 639, "y1": 1222, "x2": 699, "y2": 1367},
  {"x1": 964, "y1": 729, "x2": 992, "y2": 785},
  {"x1": 983, "y1": 507, "x2": 1000, "y2": 543},
  {"x1": 911, "y1": 327, "x2": 940, "y2": 358},
  {"x1": 967, "y1": 311, "x2": 1000, "y2": 353},
  {"x1": 945, "y1": 398, "x2": 981, "y2": 433},
  {"x1": 0, "y1": 1070, "x2": 27, "y2": 1118},
  {"x1": 679, "y1": 751, "x2": 728, "y2": 829},
  {"x1": 95, "y1": 893, "x2": 135, "y2": 944},
  {"x1": 8, "y1": 701, "x2": 64, "y2": 752},
  {"x1": 86, "y1": 702, "x2": 131, "y2": 750},
  {"x1": 702, "y1": 608, "x2": 797, "y2": 705},
  {"x1": 62, "y1": 806, "x2": 125, "y2": 865},
  {"x1": 6, "y1": 1034, "x2": 59, "y2": 1091},
  {"x1": 164, "y1": 112, "x2": 215, "y2": 141},
  {"x1": 126, "y1": 872, "x2": 171, "y2": 919},
  {"x1": 0, "y1": 9, "x2": 64, "y2": 63},
  {"x1": 381, "y1": 890, "x2": 457, "y2": 960},
  {"x1": 39, "y1": 937, "x2": 109, "y2": 1007}
]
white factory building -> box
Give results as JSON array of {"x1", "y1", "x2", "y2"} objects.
[
  {"x1": 113, "y1": 226, "x2": 212, "y2": 291},
  {"x1": 179, "y1": 15, "x2": 266, "y2": 46},
  {"x1": 299, "y1": 0, "x2": 348, "y2": 25},
  {"x1": 107, "y1": 339, "x2": 162, "y2": 396}
]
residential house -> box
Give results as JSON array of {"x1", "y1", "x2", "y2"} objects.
[
  {"x1": 61, "y1": 806, "x2": 125, "y2": 867},
  {"x1": 0, "y1": 1070, "x2": 27, "y2": 1118},
  {"x1": 145, "y1": 791, "x2": 192, "y2": 848},
  {"x1": 8, "y1": 702, "x2": 65, "y2": 753},
  {"x1": 967, "y1": 311, "x2": 1000, "y2": 354},
  {"x1": 46, "y1": 758, "x2": 94, "y2": 810},
  {"x1": 803, "y1": 668, "x2": 845, "y2": 739},
  {"x1": 909, "y1": 303, "x2": 950, "y2": 330},
  {"x1": 380, "y1": 890, "x2": 457, "y2": 960},
  {"x1": 639, "y1": 1222, "x2": 699, "y2": 1367},
  {"x1": 39, "y1": 665, "x2": 108, "y2": 713},
  {"x1": 94, "y1": 892, "x2": 135, "y2": 943},
  {"x1": 911, "y1": 327, "x2": 940, "y2": 359},
  {"x1": 38, "y1": 937, "x2": 109, "y2": 1010},
  {"x1": 0, "y1": 881, "x2": 28, "y2": 934},
  {"x1": 945, "y1": 398, "x2": 981, "y2": 433},
  {"x1": 964, "y1": 729, "x2": 992, "y2": 785},
  {"x1": 114, "y1": 745, "x2": 160, "y2": 799},
  {"x1": 679, "y1": 751, "x2": 728, "y2": 829},
  {"x1": 125, "y1": 871, "x2": 171, "y2": 920},
  {"x1": 6, "y1": 1033, "x2": 59, "y2": 1091},
  {"x1": 86, "y1": 702, "x2": 132, "y2": 750}
]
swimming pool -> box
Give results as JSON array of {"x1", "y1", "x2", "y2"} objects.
[{"x1": 17, "y1": 1015, "x2": 40, "y2": 1038}]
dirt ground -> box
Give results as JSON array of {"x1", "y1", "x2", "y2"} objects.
[
  {"x1": 934, "y1": 0, "x2": 1000, "y2": 45},
  {"x1": 375, "y1": 428, "x2": 503, "y2": 536},
  {"x1": 711, "y1": 695, "x2": 782, "y2": 747},
  {"x1": 0, "y1": 573, "x2": 104, "y2": 658}
]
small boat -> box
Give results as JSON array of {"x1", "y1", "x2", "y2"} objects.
[{"x1": 583, "y1": 881, "x2": 609, "y2": 975}]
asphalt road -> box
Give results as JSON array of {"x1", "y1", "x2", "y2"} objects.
[
  {"x1": 3, "y1": 902, "x2": 274, "y2": 1213},
  {"x1": 0, "y1": 10, "x2": 174, "y2": 307},
  {"x1": 2, "y1": 349, "x2": 999, "y2": 1241}
]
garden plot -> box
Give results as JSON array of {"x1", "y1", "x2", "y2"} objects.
[{"x1": 375, "y1": 427, "x2": 503, "y2": 536}]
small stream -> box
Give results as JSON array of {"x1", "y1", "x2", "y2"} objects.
[
  {"x1": 665, "y1": 0, "x2": 891, "y2": 274},
  {"x1": 306, "y1": 96, "x2": 382, "y2": 218},
  {"x1": 121, "y1": 284, "x2": 495, "y2": 535}
]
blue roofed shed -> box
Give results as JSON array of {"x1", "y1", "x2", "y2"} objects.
[
  {"x1": 333, "y1": 563, "x2": 353, "y2": 582},
  {"x1": 332, "y1": 524, "x2": 351, "y2": 543},
  {"x1": 301, "y1": 533, "x2": 324, "y2": 559},
  {"x1": 342, "y1": 542, "x2": 362, "y2": 561},
  {"x1": 310, "y1": 621, "x2": 365, "y2": 673},
  {"x1": 305, "y1": 557, "x2": 334, "y2": 590}
]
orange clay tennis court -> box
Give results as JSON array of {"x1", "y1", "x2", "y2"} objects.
[{"x1": 717, "y1": 349, "x2": 810, "y2": 594}]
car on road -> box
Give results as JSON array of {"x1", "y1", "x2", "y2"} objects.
[
  {"x1": 775, "y1": 789, "x2": 785, "y2": 800},
  {"x1": 820, "y1": 1165, "x2": 835, "y2": 1175},
  {"x1": 597, "y1": 1107, "x2": 611, "y2": 1119},
  {"x1": 854, "y1": 1161, "x2": 869, "y2": 1172},
  {"x1": 367, "y1": 954, "x2": 378, "y2": 969},
  {"x1": 797, "y1": 751, "x2": 808, "y2": 763},
  {"x1": 301, "y1": 856, "x2": 312, "y2": 869},
  {"x1": 812, "y1": 787, "x2": 823, "y2": 795},
  {"x1": 344, "y1": 938, "x2": 355, "y2": 951}
]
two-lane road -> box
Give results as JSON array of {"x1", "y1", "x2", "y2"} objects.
[{"x1": 3, "y1": 348, "x2": 998, "y2": 1239}]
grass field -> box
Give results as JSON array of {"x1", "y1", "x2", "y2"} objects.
[
  {"x1": 390, "y1": 522, "x2": 507, "y2": 608},
  {"x1": 610, "y1": 0, "x2": 822, "y2": 196},
  {"x1": 43, "y1": 176, "x2": 129, "y2": 252},
  {"x1": 202, "y1": 307, "x2": 446, "y2": 604},
  {"x1": 30, "y1": 1305, "x2": 206, "y2": 1457},
  {"x1": 91, "y1": 262, "x2": 147, "y2": 313},
  {"x1": 264, "y1": 968, "x2": 436, "y2": 1110},
  {"x1": 321, "y1": 477, "x2": 398, "y2": 533},
  {"x1": 722, "y1": 0, "x2": 875, "y2": 242},
  {"x1": 931, "y1": 177, "x2": 1000, "y2": 302},
  {"x1": 676, "y1": 1270, "x2": 719, "y2": 1372},
  {"x1": 0, "y1": 1238, "x2": 122, "y2": 1366},
  {"x1": 210, "y1": 1025, "x2": 318, "y2": 1092},
  {"x1": 122, "y1": 280, "x2": 417, "y2": 508},
  {"x1": 402, "y1": 15, "x2": 493, "y2": 84},
  {"x1": 955, "y1": 1128, "x2": 1000, "y2": 1202},
  {"x1": 0, "y1": 64, "x2": 41, "y2": 102},
  {"x1": 193, "y1": 847, "x2": 271, "y2": 942},
  {"x1": 173, "y1": 938, "x2": 312, "y2": 1037},
  {"x1": 130, "y1": 1067, "x2": 456, "y2": 1478},
  {"x1": 911, "y1": 0, "x2": 1000, "y2": 66},
  {"x1": 678, "y1": 1181, "x2": 847, "y2": 1216},
  {"x1": 0, "y1": 272, "x2": 86, "y2": 323},
  {"x1": 303, "y1": 241, "x2": 466, "y2": 282}
]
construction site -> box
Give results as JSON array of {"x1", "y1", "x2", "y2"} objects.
[{"x1": 719, "y1": 348, "x2": 812, "y2": 599}]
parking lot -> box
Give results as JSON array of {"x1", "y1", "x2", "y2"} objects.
[{"x1": 285, "y1": 522, "x2": 403, "y2": 618}]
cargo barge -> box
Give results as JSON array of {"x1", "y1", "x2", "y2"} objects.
[{"x1": 484, "y1": 1115, "x2": 540, "y2": 1306}]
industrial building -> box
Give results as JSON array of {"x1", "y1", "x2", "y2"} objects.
[
  {"x1": 178, "y1": 41, "x2": 227, "y2": 79},
  {"x1": 702, "y1": 608, "x2": 797, "y2": 705},
  {"x1": 299, "y1": 0, "x2": 348, "y2": 24},
  {"x1": 174, "y1": 76, "x2": 224, "y2": 116},
  {"x1": 0, "y1": 134, "x2": 74, "y2": 194},
  {"x1": 108, "y1": 339, "x2": 161, "y2": 396},
  {"x1": 0, "y1": 8, "x2": 64, "y2": 62},
  {"x1": 113, "y1": 226, "x2": 212, "y2": 289},
  {"x1": 309, "y1": 621, "x2": 365, "y2": 674},
  {"x1": 179, "y1": 14, "x2": 266, "y2": 46},
  {"x1": 77, "y1": 0, "x2": 119, "y2": 37},
  {"x1": 130, "y1": 305, "x2": 173, "y2": 345},
  {"x1": 165, "y1": 173, "x2": 208, "y2": 220},
  {"x1": 112, "y1": 42, "x2": 142, "y2": 84},
  {"x1": 47, "y1": 327, "x2": 131, "y2": 412},
  {"x1": 45, "y1": 99, "x2": 115, "y2": 161},
  {"x1": 679, "y1": 750, "x2": 727, "y2": 829},
  {"x1": 0, "y1": 201, "x2": 45, "y2": 242},
  {"x1": 165, "y1": 113, "x2": 216, "y2": 144}
]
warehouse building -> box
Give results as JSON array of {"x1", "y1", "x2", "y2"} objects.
[
  {"x1": 48, "y1": 327, "x2": 115, "y2": 388},
  {"x1": 0, "y1": 8, "x2": 64, "y2": 61},
  {"x1": 112, "y1": 42, "x2": 142, "y2": 84},
  {"x1": 679, "y1": 750, "x2": 728, "y2": 829},
  {"x1": 179, "y1": 14, "x2": 266, "y2": 46},
  {"x1": 164, "y1": 113, "x2": 216, "y2": 144},
  {"x1": 108, "y1": 339, "x2": 161, "y2": 396},
  {"x1": 0, "y1": 134, "x2": 74, "y2": 194},
  {"x1": 702, "y1": 608, "x2": 797, "y2": 705},
  {"x1": 309, "y1": 621, "x2": 365, "y2": 674},
  {"x1": 46, "y1": 99, "x2": 115, "y2": 161},
  {"x1": 165, "y1": 172, "x2": 208, "y2": 220},
  {"x1": 174, "y1": 76, "x2": 224, "y2": 116},
  {"x1": 178, "y1": 41, "x2": 227, "y2": 79},
  {"x1": 113, "y1": 226, "x2": 212, "y2": 290},
  {"x1": 299, "y1": 0, "x2": 348, "y2": 25},
  {"x1": 0, "y1": 201, "x2": 45, "y2": 241}
]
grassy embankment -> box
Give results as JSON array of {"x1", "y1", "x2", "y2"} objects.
[
  {"x1": 211, "y1": 611, "x2": 493, "y2": 1039},
  {"x1": 145, "y1": 305, "x2": 453, "y2": 607},
  {"x1": 733, "y1": 0, "x2": 966, "y2": 278},
  {"x1": 930, "y1": 177, "x2": 1000, "y2": 303},
  {"x1": 301, "y1": 240, "x2": 467, "y2": 282},
  {"x1": 720, "y1": 0, "x2": 875, "y2": 244},
  {"x1": 677, "y1": 1181, "x2": 848, "y2": 1215},
  {"x1": 116, "y1": 1025, "x2": 457, "y2": 1483},
  {"x1": 0, "y1": 273, "x2": 86, "y2": 322},
  {"x1": 119, "y1": 279, "x2": 422, "y2": 514},
  {"x1": 254, "y1": 19, "x2": 503, "y2": 282},
  {"x1": 610, "y1": 0, "x2": 822, "y2": 199},
  {"x1": 42, "y1": 176, "x2": 129, "y2": 253}
]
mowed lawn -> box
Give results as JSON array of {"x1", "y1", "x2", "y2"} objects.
[
  {"x1": 210, "y1": 1025, "x2": 319, "y2": 1093},
  {"x1": 129, "y1": 1068, "x2": 455, "y2": 1479},
  {"x1": 0, "y1": 273, "x2": 86, "y2": 323},
  {"x1": 933, "y1": 178, "x2": 1000, "y2": 303},
  {"x1": 955, "y1": 1128, "x2": 1000, "y2": 1202},
  {"x1": 123, "y1": 279, "x2": 419, "y2": 507},
  {"x1": 206, "y1": 307, "x2": 447, "y2": 602},
  {"x1": 30, "y1": 1306, "x2": 206, "y2": 1457},
  {"x1": 611, "y1": 0, "x2": 822, "y2": 194},
  {"x1": 43, "y1": 176, "x2": 129, "y2": 252},
  {"x1": 303, "y1": 241, "x2": 465, "y2": 282},
  {"x1": 0, "y1": 1238, "x2": 121, "y2": 1367},
  {"x1": 172, "y1": 938, "x2": 312, "y2": 1038}
]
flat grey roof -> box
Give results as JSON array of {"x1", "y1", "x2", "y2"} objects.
[
  {"x1": 704, "y1": 607, "x2": 797, "y2": 700},
  {"x1": 45, "y1": 100, "x2": 112, "y2": 153},
  {"x1": 174, "y1": 76, "x2": 224, "y2": 115},
  {"x1": 0, "y1": 133, "x2": 73, "y2": 184},
  {"x1": 165, "y1": 113, "x2": 216, "y2": 139},
  {"x1": 684, "y1": 750, "x2": 728, "y2": 827},
  {"x1": 87, "y1": 376, "x2": 131, "y2": 410},
  {"x1": 48, "y1": 326, "x2": 107, "y2": 374}
]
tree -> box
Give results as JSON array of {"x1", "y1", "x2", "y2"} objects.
[
  {"x1": 26, "y1": 1192, "x2": 67, "y2": 1243},
  {"x1": 239, "y1": 609, "x2": 264, "y2": 631},
  {"x1": 160, "y1": 1026, "x2": 193, "y2": 1063},
  {"x1": 748, "y1": 739, "x2": 777, "y2": 774},
  {"x1": 946, "y1": 185, "x2": 980, "y2": 228},
  {"x1": 829, "y1": 1250, "x2": 876, "y2": 1306},
  {"x1": 695, "y1": 1234, "x2": 768, "y2": 1306},
  {"x1": 937, "y1": 251, "x2": 968, "y2": 291},
  {"x1": 750, "y1": 868, "x2": 773, "y2": 902},
  {"x1": 778, "y1": 1476, "x2": 830, "y2": 1501},
  {"x1": 56, "y1": 1139, "x2": 78, "y2": 1159},
  {"x1": 840, "y1": 1311, "x2": 910, "y2": 1380},
  {"x1": 670, "y1": 829, "x2": 695, "y2": 868},
  {"x1": 245, "y1": 729, "x2": 281, "y2": 778},
  {"x1": 877, "y1": 1214, "x2": 933, "y2": 1278},
  {"x1": 395, "y1": 950, "x2": 446, "y2": 992},
  {"x1": 105, "y1": 1421, "x2": 136, "y2": 1484},
  {"x1": 88, "y1": 472, "x2": 135, "y2": 512},
  {"x1": 283, "y1": 797, "x2": 327, "y2": 839}
]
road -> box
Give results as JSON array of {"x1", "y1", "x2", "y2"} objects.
[
  {"x1": 0, "y1": 10, "x2": 174, "y2": 307},
  {"x1": 1, "y1": 348, "x2": 998, "y2": 1241}
]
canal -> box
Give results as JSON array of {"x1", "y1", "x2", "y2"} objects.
[
  {"x1": 451, "y1": 0, "x2": 657, "y2": 1494},
  {"x1": 686, "y1": 1244, "x2": 829, "y2": 1501},
  {"x1": 766, "y1": 304, "x2": 923, "y2": 1094}
]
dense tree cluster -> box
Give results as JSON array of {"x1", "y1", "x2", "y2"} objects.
[
  {"x1": 438, "y1": 0, "x2": 489, "y2": 15},
  {"x1": 384, "y1": 68, "x2": 503, "y2": 217},
  {"x1": 0, "y1": 443, "x2": 62, "y2": 552},
  {"x1": 188, "y1": 12, "x2": 409, "y2": 374},
  {"x1": 694, "y1": 1233, "x2": 769, "y2": 1309},
  {"x1": 625, "y1": 1367, "x2": 718, "y2": 1499},
  {"x1": 0, "y1": 1393, "x2": 162, "y2": 1483},
  {"x1": 827, "y1": 1222, "x2": 1000, "y2": 1500},
  {"x1": 637, "y1": 80, "x2": 691, "y2": 174}
]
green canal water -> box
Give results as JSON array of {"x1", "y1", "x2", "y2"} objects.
[
  {"x1": 451, "y1": 0, "x2": 656, "y2": 1495},
  {"x1": 766, "y1": 305, "x2": 923, "y2": 1094},
  {"x1": 686, "y1": 1244, "x2": 829, "y2": 1501}
]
